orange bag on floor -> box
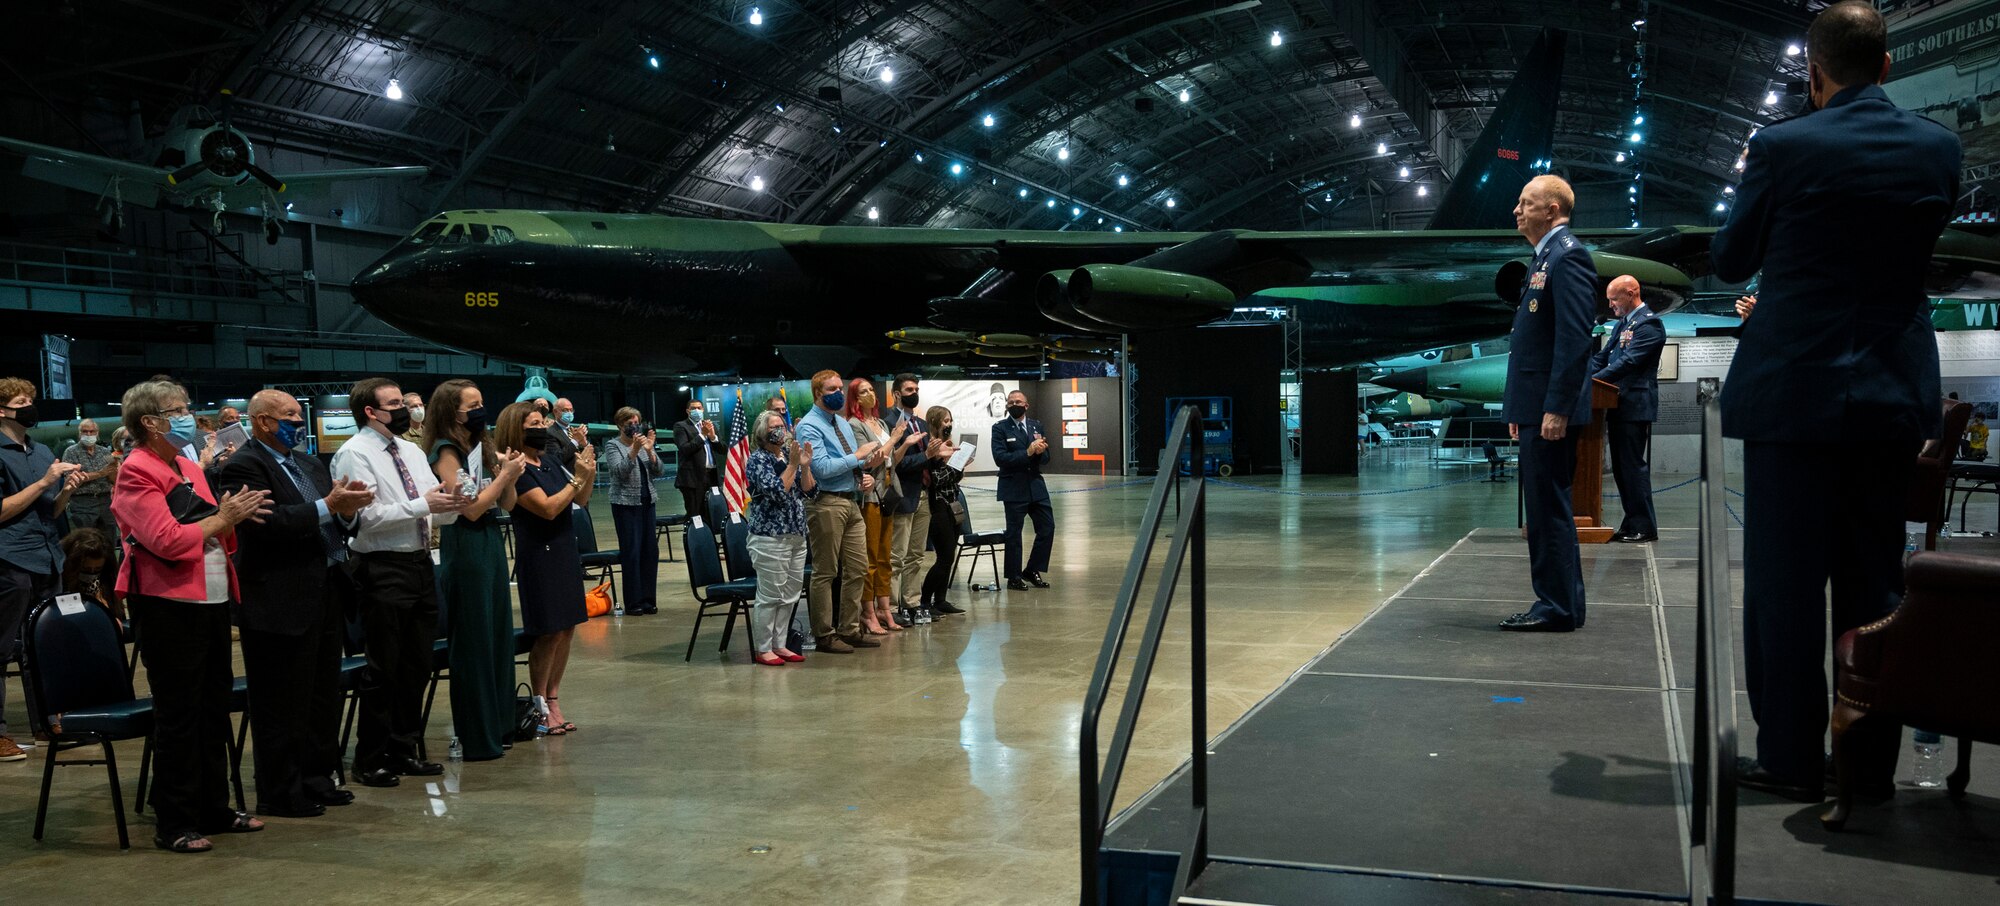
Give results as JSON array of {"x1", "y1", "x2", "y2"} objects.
[{"x1": 585, "y1": 582, "x2": 613, "y2": 618}]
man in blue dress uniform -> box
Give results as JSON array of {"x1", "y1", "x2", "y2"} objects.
[
  {"x1": 1499, "y1": 175, "x2": 1596, "y2": 633},
  {"x1": 1590, "y1": 275, "x2": 1665, "y2": 543},
  {"x1": 1713, "y1": 1, "x2": 1960, "y2": 802}
]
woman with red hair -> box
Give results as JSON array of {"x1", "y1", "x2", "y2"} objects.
[{"x1": 844, "y1": 378, "x2": 905, "y2": 634}]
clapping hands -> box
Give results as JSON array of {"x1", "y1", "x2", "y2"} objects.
[
  {"x1": 219, "y1": 488, "x2": 274, "y2": 525},
  {"x1": 325, "y1": 479, "x2": 375, "y2": 517}
]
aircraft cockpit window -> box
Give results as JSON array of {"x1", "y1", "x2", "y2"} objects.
[
  {"x1": 490, "y1": 226, "x2": 517, "y2": 244},
  {"x1": 407, "y1": 222, "x2": 447, "y2": 245},
  {"x1": 469, "y1": 224, "x2": 491, "y2": 244},
  {"x1": 590, "y1": 221, "x2": 608, "y2": 230},
  {"x1": 438, "y1": 224, "x2": 470, "y2": 245}
]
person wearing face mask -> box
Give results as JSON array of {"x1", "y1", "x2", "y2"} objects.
[
  {"x1": 111, "y1": 379, "x2": 273, "y2": 852},
  {"x1": 1, "y1": 376, "x2": 83, "y2": 762},
  {"x1": 991, "y1": 390, "x2": 1054, "y2": 591},
  {"x1": 846, "y1": 378, "x2": 904, "y2": 635},
  {"x1": 61, "y1": 417, "x2": 121, "y2": 541},
  {"x1": 673, "y1": 398, "x2": 722, "y2": 521},
  {"x1": 424, "y1": 380, "x2": 527, "y2": 761},
  {"x1": 328, "y1": 377, "x2": 471, "y2": 788},
  {"x1": 542, "y1": 397, "x2": 583, "y2": 472},
  {"x1": 500, "y1": 401, "x2": 595, "y2": 735},
  {"x1": 61, "y1": 526, "x2": 122, "y2": 627},
  {"x1": 794, "y1": 370, "x2": 886, "y2": 653},
  {"x1": 744, "y1": 410, "x2": 814, "y2": 665},
  {"x1": 881, "y1": 374, "x2": 935, "y2": 625},
  {"x1": 920, "y1": 406, "x2": 968, "y2": 619},
  {"x1": 401, "y1": 392, "x2": 427, "y2": 444},
  {"x1": 212, "y1": 390, "x2": 377, "y2": 817},
  {"x1": 604, "y1": 406, "x2": 665, "y2": 616}
]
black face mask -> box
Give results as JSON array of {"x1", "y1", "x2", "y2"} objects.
[
  {"x1": 1005, "y1": 405, "x2": 1027, "y2": 420},
  {"x1": 380, "y1": 407, "x2": 412, "y2": 435},
  {"x1": 522, "y1": 426, "x2": 552, "y2": 448},
  {"x1": 463, "y1": 406, "x2": 487, "y2": 437},
  {"x1": 3, "y1": 402, "x2": 39, "y2": 429},
  {"x1": 940, "y1": 423, "x2": 953, "y2": 435},
  {"x1": 901, "y1": 391, "x2": 919, "y2": 408}
]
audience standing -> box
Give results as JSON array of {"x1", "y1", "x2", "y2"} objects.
[
  {"x1": 744, "y1": 410, "x2": 813, "y2": 665},
  {"x1": 883, "y1": 374, "x2": 932, "y2": 626},
  {"x1": 60, "y1": 418, "x2": 120, "y2": 540},
  {"x1": 604, "y1": 407, "x2": 665, "y2": 615},
  {"x1": 921, "y1": 406, "x2": 968, "y2": 618},
  {"x1": 500, "y1": 401, "x2": 594, "y2": 735},
  {"x1": 796, "y1": 370, "x2": 884, "y2": 653},
  {"x1": 848, "y1": 378, "x2": 904, "y2": 634},
  {"x1": 1, "y1": 376, "x2": 82, "y2": 761},
  {"x1": 673, "y1": 399, "x2": 721, "y2": 520}
]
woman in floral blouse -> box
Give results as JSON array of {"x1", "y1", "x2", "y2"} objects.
[{"x1": 744, "y1": 409, "x2": 815, "y2": 666}]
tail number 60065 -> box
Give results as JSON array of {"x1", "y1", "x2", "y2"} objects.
[{"x1": 465, "y1": 292, "x2": 500, "y2": 307}]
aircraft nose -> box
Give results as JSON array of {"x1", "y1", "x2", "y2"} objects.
[
  {"x1": 1373, "y1": 368, "x2": 1427, "y2": 395},
  {"x1": 351, "y1": 245, "x2": 460, "y2": 335}
]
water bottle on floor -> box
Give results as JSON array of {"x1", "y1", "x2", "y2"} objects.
[
  {"x1": 444, "y1": 735, "x2": 464, "y2": 793},
  {"x1": 614, "y1": 596, "x2": 624, "y2": 617},
  {"x1": 1912, "y1": 729, "x2": 1945, "y2": 788}
]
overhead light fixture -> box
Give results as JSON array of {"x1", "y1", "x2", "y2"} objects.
[
  {"x1": 283, "y1": 202, "x2": 293, "y2": 211},
  {"x1": 1398, "y1": 166, "x2": 1410, "y2": 178},
  {"x1": 750, "y1": 175, "x2": 765, "y2": 191},
  {"x1": 1046, "y1": 198, "x2": 1056, "y2": 208},
  {"x1": 1270, "y1": 30, "x2": 1283, "y2": 47},
  {"x1": 949, "y1": 162, "x2": 964, "y2": 175},
  {"x1": 1350, "y1": 113, "x2": 1362, "y2": 129},
  {"x1": 831, "y1": 122, "x2": 842, "y2": 134},
  {"x1": 1723, "y1": 186, "x2": 1735, "y2": 195},
  {"x1": 1630, "y1": 219, "x2": 1640, "y2": 228},
  {"x1": 603, "y1": 133, "x2": 616, "y2": 152},
  {"x1": 1633, "y1": 114, "x2": 1644, "y2": 125},
  {"x1": 1018, "y1": 187, "x2": 1029, "y2": 198},
  {"x1": 1057, "y1": 146, "x2": 1070, "y2": 161},
  {"x1": 1072, "y1": 206, "x2": 1082, "y2": 217},
  {"x1": 1786, "y1": 43, "x2": 1801, "y2": 56},
  {"x1": 1628, "y1": 132, "x2": 1642, "y2": 143},
  {"x1": 1416, "y1": 185, "x2": 1428, "y2": 197},
  {"x1": 1376, "y1": 142, "x2": 1388, "y2": 155},
  {"x1": 1631, "y1": 18, "x2": 1646, "y2": 28},
  {"x1": 1735, "y1": 158, "x2": 1746, "y2": 170},
  {"x1": 1629, "y1": 185, "x2": 1638, "y2": 195},
  {"x1": 1715, "y1": 202, "x2": 1727, "y2": 212},
  {"x1": 1096, "y1": 217, "x2": 1104, "y2": 224},
  {"x1": 1615, "y1": 151, "x2": 1626, "y2": 163},
  {"x1": 1165, "y1": 197, "x2": 1176, "y2": 208},
  {"x1": 1765, "y1": 91, "x2": 1779, "y2": 105},
  {"x1": 1323, "y1": 193, "x2": 1332, "y2": 202},
  {"x1": 914, "y1": 152, "x2": 925, "y2": 162},
  {"x1": 1113, "y1": 225, "x2": 1123, "y2": 232},
  {"x1": 1117, "y1": 173, "x2": 1130, "y2": 187},
  {"x1": 648, "y1": 54, "x2": 661, "y2": 69},
  {"x1": 1179, "y1": 88, "x2": 1190, "y2": 103},
  {"x1": 773, "y1": 102, "x2": 785, "y2": 112},
  {"x1": 749, "y1": 6, "x2": 763, "y2": 26},
  {"x1": 385, "y1": 78, "x2": 403, "y2": 101},
  {"x1": 880, "y1": 66, "x2": 895, "y2": 84},
  {"x1": 982, "y1": 113, "x2": 995, "y2": 128},
  {"x1": 868, "y1": 206, "x2": 880, "y2": 220}
]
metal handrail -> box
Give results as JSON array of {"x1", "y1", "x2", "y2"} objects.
[
  {"x1": 1080, "y1": 405, "x2": 1208, "y2": 905},
  {"x1": 0, "y1": 239, "x2": 305, "y2": 302},
  {"x1": 1690, "y1": 377, "x2": 1739, "y2": 905}
]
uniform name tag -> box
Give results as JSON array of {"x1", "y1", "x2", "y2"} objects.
[{"x1": 1529, "y1": 299, "x2": 1539, "y2": 312}]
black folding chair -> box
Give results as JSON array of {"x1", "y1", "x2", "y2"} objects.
[
  {"x1": 682, "y1": 521, "x2": 756, "y2": 662},
  {"x1": 572, "y1": 505, "x2": 622, "y2": 607},
  {"x1": 655, "y1": 511, "x2": 688, "y2": 562},
  {"x1": 956, "y1": 493, "x2": 1005, "y2": 591},
  {"x1": 23, "y1": 598, "x2": 154, "y2": 850}
]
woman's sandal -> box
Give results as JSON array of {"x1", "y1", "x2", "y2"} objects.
[
  {"x1": 207, "y1": 811, "x2": 265, "y2": 834},
  {"x1": 548, "y1": 698, "x2": 577, "y2": 733},
  {"x1": 154, "y1": 830, "x2": 213, "y2": 853}
]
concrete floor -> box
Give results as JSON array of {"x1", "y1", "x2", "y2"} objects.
[{"x1": 0, "y1": 449, "x2": 1886, "y2": 902}]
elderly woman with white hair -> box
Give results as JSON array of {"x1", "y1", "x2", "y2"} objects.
[{"x1": 743, "y1": 409, "x2": 814, "y2": 666}]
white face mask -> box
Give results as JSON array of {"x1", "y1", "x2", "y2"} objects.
[
  {"x1": 79, "y1": 433, "x2": 98, "y2": 446},
  {"x1": 689, "y1": 408, "x2": 704, "y2": 420},
  {"x1": 411, "y1": 406, "x2": 426, "y2": 422}
]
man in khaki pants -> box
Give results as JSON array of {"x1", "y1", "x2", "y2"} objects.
[
  {"x1": 883, "y1": 374, "x2": 958, "y2": 622},
  {"x1": 794, "y1": 369, "x2": 885, "y2": 653}
]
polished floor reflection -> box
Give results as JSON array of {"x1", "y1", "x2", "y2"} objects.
[{"x1": 4, "y1": 455, "x2": 1699, "y2": 903}]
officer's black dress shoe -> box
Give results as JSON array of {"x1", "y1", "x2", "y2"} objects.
[
  {"x1": 1498, "y1": 613, "x2": 1574, "y2": 632},
  {"x1": 1007, "y1": 578, "x2": 1031, "y2": 591},
  {"x1": 306, "y1": 787, "x2": 356, "y2": 806},
  {"x1": 1024, "y1": 572, "x2": 1051, "y2": 588},
  {"x1": 932, "y1": 600, "x2": 966, "y2": 615},
  {"x1": 258, "y1": 801, "x2": 326, "y2": 819},
  {"x1": 355, "y1": 768, "x2": 401, "y2": 788},
  {"x1": 1615, "y1": 531, "x2": 1659, "y2": 543},
  {"x1": 1735, "y1": 757, "x2": 1824, "y2": 803},
  {"x1": 395, "y1": 757, "x2": 444, "y2": 776}
]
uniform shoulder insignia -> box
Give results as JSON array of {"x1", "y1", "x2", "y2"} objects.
[{"x1": 1559, "y1": 234, "x2": 1578, "y2": 249}]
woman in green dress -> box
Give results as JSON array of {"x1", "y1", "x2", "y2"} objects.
[{"x1": 425, "y1": 379, "x2": 527, "y2": 760}]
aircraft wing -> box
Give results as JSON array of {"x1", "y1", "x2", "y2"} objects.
[
  {"x1": 213, "y1": 165, "x2": 431, "y2": 209},
  {"x1": 0, "y1": 135, "x2": 168, "y2": 206}
]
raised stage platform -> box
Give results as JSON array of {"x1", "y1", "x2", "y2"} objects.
[{"x1": 1100, "y1": 528, "x2": 2000, "y2": 905}]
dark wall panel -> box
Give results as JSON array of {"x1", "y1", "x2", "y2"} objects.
[
  {"x1": 1301, "y1": 369, "x2": 1360, "y2": 475},
  {"x1": 1133, "y1": 325, "x2": 1280, "y2": 475}
]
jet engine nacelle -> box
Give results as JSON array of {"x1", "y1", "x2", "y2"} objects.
[
  {"x1": 1493, "y1": 251, "x2": 1694, "y2": 319},
  {"x1": 1036, "y1": 269, "x2": 1125, "y2": 334},
  {"x1": 1064, "y1": 264, "x2": 1237, "y2": 331}
]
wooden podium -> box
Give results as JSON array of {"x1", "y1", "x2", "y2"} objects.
[{"x1": 1571, "y1": 378, "x2": 1621, "y2": 543}]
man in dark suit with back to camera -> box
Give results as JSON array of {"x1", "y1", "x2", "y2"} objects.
[
  {"x1": 212, "y1": 390, "x2": 375, "y2": 817},
  {"x1": 1590, "y1": 275, "x2": 1666, "y2": 543},
  {"x1": 1499, "y1": 174, "x2": 1596, "y2": 634},
  {"x1": 1713, "y1": 0, "x2": 1960, "y2": 803},
  {"x1": 992, "y1": 389, "x2": 1054, "y2": 591},
  {"x1": 672, "y1": 399, "x2": 721, "y2": 520}
]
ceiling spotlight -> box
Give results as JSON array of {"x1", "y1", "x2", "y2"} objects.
[
  {"x1": 1735, "y1": 157, "x2": 1747, "y2": 170},
  {"x1": 1113, "y1": 225, "x2": 1123, "y2": 232},
  {"x1": 1786, "y1": 43, "x2": 1802, "y2": 56},
  {"x1": 1631, "y1": 18, "x2": 1646, "y2": 28},
  {"x1": 1715, "y1": 202, "x2": 1727, "y2": 212},
  {"x1": 1179, "y1": 88, "x2": 1190, "y2": 103},
  {"x1": 1723, "y1": 186, "x2": 1735, "y2": 195},
  {"x1": 1416, "y1": 185, "x2": 1428, "y2": 197},
  {"x1": 1399, "y1": 166, "x2": 1410, "y2": 178},
  {"x1": 773, "y1": 102, "x2": 785, "y2": 112},
  {"x1": 1018, "y1": 187, "x2": 1029, "y2": 198},
  {"x1": 384, "y1": 78, "x2": 403, "y2": 101},
  {"x1": 1097, "y1": 217, "x2": 1104, "y2": 224},
  {"x1": 1323, "y1": 193, "x2": 1332, "y2": 202},
  {"x1": 1270, "y1": 30, "x2": 1283, "y2": 47},
  {"x1": 1071, "y1": 206, "x2": 1082, "y2": 217},
  {"x1": 1615, "y1": 151, "x2": 1627, "y2": 162},
  {"x1": 1376, "y1": 142, "x2": 1388, "y2": 155},
  {"x1": 1633, "y1": 114, "x2": 1644, "y2": 125},
  {"x1": 982, "y1": 113, "x2": 995, "y2": 128},
  {"x1": 868, "y1": 206, "x2": 880, "y2": 220},
  {"x1": 1629, "y1": 185, "x2": 1638, "y2": 194},
  {"x1": 831, "y1": 122, "x2": 843, "y2": 134},
  {"x1": 748, "y1": 6, "x2": 763, "y2": 26},
  {"x1": 914, "y1": 152, "x2": 925, "y2": 162},
  {"x1": 283, "y1": 202, "x2": 293, "y2": 211},
  {"x1": 603, "y1": 133, "x2": 615, "y2": 152},
  {"x1": 1046, "y1": 198, "x2": 1056, "y2": 208},
  {"x1": 1057, "y1": 146, "x2": 1070, "y2": 161},
  {"x1": 1350, "y1": 113, "x2": 1362, "y2": 129},
  {"x1": 1165, "y1": 197, "x2": 1176, "y2": 208},
  {"x1": 1628, "y1": 132, "x2": 1642, "y2": 143},
  {"x1": 949, "y1": 162, "x2": 964, "y2": 175},
  {"x1": 1630, "y1": 219, "x2": 1640, "y2": 228},
  {"x1": 750, "y1": 175, "x2": 765, "y2": 191},
  {"x1": 1117, "y1": 173, "x2": 1129, "y2": 186},
  {"x1": 1765, "y1": 90, "x2": 1781, "y2": 106},
  {"x1": 880, "y1": 66, "x2": 895, "y2": 84},
  {"x1": 648, "y1": 54, "x2": 661, "y2": 69}
]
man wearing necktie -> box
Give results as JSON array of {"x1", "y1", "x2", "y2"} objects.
[
  {"x1": 213, "y1": 391, "x2": 375, "y2": 817},
  {"x1": 1590, "y1": 276, "x2": 1666, "y2": 543},
  {"x1": 1499, "y1": 174, "x2": 1595, "y2": 634},
  {"x1": 328, "y1": 378, "x2": 469, "y2": 788}
]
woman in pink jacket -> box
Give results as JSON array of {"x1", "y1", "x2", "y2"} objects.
[{"x1": 111, "y1": 379, "x2": 271, "y2": 854}]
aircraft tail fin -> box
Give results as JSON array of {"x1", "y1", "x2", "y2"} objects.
[{"x1": 1426, "y1": 28, "x2": 1566, "y2": 231}]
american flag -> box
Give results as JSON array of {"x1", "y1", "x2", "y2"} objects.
[{"x1": 722, "y1": 388, "x2": 752, "y2": 514}]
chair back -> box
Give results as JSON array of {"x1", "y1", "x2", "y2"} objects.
[
  {"x1": 723, "y1": 516, "x2": 755, "y2": 582},
  {"x1": 24, "y1": 598, "x2": 137, "y2": 719},
  {"x1": 1907, "y1": 398, "x2": 1975, "y2": 525},
  {"x1": 571, "y1": 504, "x2": 602, "y2": 554},
  {"x1": 1841, "y1": 551, "x2": 2000, "y2": 741},
  {"x1": 683, "y1": 521, "x2": 726, "y2": 591},
  {"x1": 705, "y1": 488, "x2": 728, "y2": 535},
  {"x1": 957, "y1": 491, "x2": 981, "y2": 541}
]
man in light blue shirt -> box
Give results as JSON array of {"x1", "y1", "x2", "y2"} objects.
[{"x1": 793, "y1": 370, "x2": 885, "y2": 653}]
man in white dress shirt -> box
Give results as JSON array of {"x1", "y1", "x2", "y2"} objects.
[{"x1": 329, "y1": 377, "x2": 468, "y2": 788}]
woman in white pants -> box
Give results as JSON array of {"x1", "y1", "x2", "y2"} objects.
[{"x1": 743, "y1": 410, "x2": 815, "y2": 666}]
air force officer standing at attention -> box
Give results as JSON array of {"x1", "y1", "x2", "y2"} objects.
[
  {"x1": 1590, "y1": 276, "x2": 1666, "y2": 544},
  {"x1": 992, "y1": 390, "x2": 1054, "y2": 591},
  {"x1": 1712, "y1": 0, "x2": 1960, "y2": 802},
  {"x1": 1499, "y1": 174, "x2": 1596, "y2": 634}
]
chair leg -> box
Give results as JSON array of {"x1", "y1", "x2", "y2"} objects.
[
  {"x1": 684, "y1": 608, "x2": 706, "y2": 662},
  {"x1": 338, "y1": 691, "x2": 359, "y2": 786},
  {"x1": 104, "y1": 739, "x2": 131, "y2": 851},
  {"x1": 33, "y1": 733, "x2": 58, "y2": 841},
  {"x1": 418, "y1": 670, "x2": 441, "y2": 763},
  {"x1": 719, "y1": 605, "x2": 739, "y2": 653},
  {"x1": 1822, "y1": 701, "x2": 1867, "y2": 831},
  {"x1": 1948, "y1": 736, "x2": 1973, "y2": 797},
  {"x1": 134, "y1": 731, "x2": 153, "y2": 815},
  {"x1": 230, "y1": 711, "x2": 249, "y2": 813}
]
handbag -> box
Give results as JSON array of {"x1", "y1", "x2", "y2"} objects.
[
  {"x1": 585, "y1": 581, "x2": 613, "y2": 618},
  {"x1": 508, "y1": 683, "x2": 541, "y2": 742}
]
